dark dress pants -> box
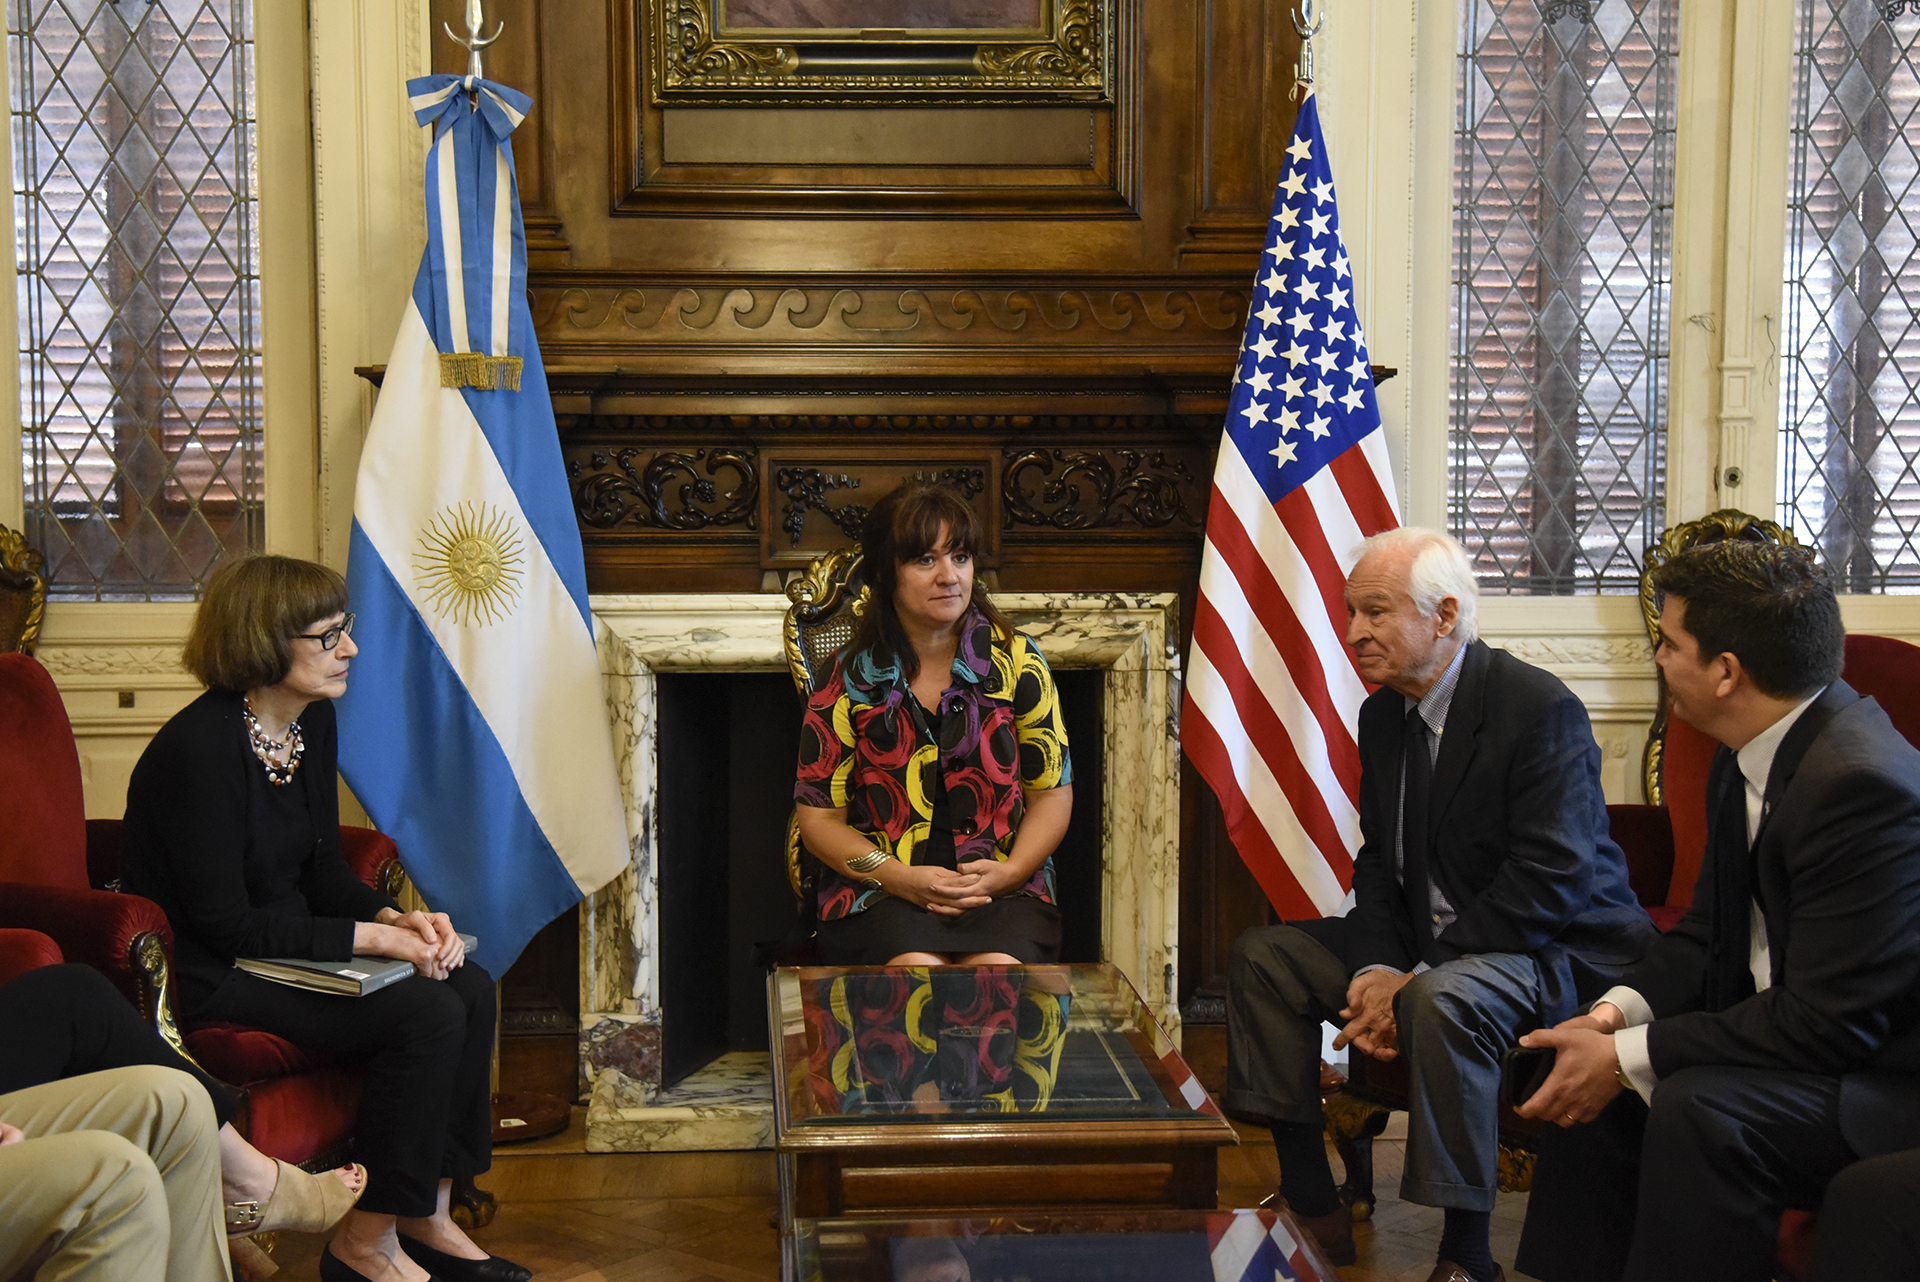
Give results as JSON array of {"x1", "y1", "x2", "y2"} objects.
[
  {"x1": 194, "y1": 960, "x2": 496, "y2": 1217},
  {"x1": 1809, "y1": 1147, "x2": 1920, "y2": 1282},
  {"x1": 0, "y1": 963, "x2": 240, "y2": 1125},
  {"x1": 1517, "y1": 1065, "x2": 1857, "y2": 1282},
  {"x1": 1225, "y1": 918, "x2": 1541, "y2": 1212}
]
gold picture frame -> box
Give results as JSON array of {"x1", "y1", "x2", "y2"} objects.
[{"x1": 648, "y1": 0, "x2": 1113, "y2": 104}]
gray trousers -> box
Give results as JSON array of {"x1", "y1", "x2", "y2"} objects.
[{"x1": 1224, "y1": 922, "x2": 1539, "y2": 1212}]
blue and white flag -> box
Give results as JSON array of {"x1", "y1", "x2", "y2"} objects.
[{"x1": 338, "y1": 73, "x2": 630, "y2": 976}]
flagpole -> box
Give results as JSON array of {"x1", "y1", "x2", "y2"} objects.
[
  {"x1": 445, "y1": 0, "x2": 504, "y2": 80},
  {"x1": 1293, "y1": 0, "x2": 1324, "y2": 99}
]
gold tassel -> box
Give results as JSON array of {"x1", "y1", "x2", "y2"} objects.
[{"x1": 438, "y1": 353, "x2": 524, "y2": 391}]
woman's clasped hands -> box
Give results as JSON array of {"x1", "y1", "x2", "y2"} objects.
[
  {"x1": 884, "y1": 859, "x2": 1017, "y2": 915},
  {"x1": 352, "y1": 908, "x2": 465, "y2": 980}
]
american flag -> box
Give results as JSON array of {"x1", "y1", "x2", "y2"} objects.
[
  {"x1": 1208, "y1": 1207, "x2": 1335, "y2": 1281},
  {"x1": 1182, "y1": 93, "x2": 1401, "y2": 919}
]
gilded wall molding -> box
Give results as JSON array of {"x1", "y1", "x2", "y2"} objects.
[
  {"x1": 533, "y1": 283, "x2": 1247, "y2": 345},
  {"x1": 648, "y1": 0, "x2": 1112, "y2": 105}
]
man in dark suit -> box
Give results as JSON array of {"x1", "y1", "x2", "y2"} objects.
[
  {"x1": 1224, "y1": 527, "x2": 1654, "y2": 1282},
  {"x1": 1514, "y1": 540, "x2": 1920, "y2": 1282}
]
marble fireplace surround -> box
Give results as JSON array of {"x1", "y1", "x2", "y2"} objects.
[{"x1": 577, "y1": 592, "x2": 1181, "y2": 1151}]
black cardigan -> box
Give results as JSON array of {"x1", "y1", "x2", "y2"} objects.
[{"x1": 121, "y1": 689, "x2": 398, "y2": 1014}]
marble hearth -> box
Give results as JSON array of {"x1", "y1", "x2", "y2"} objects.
[{"x1": 577, "y1": 591, "x2": 1182, "y2": 1152}]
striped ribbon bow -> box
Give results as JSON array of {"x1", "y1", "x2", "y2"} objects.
[{"x1": 407, "y1": 73, "x2": 532, "y2": 392}]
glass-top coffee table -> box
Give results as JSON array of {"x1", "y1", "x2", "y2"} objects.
[{"x1": 768, "y1": 962, "x2": 1238, "y2": 1249}]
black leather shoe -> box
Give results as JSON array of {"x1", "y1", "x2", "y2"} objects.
[
  {"x1": 319, "y1": 1245, "x2": 442, "y2": 1282},
  {"x1": 397, "y1": 1233, "x2": 532, "y2": 1282}
]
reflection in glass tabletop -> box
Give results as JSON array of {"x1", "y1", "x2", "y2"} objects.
[
  {"x1": 770, "y1": 962, "x2": 1215, "y2": 1126},
  {"x1": 792, "y1": 1208, "x2": 1334, "y2": 1282}
]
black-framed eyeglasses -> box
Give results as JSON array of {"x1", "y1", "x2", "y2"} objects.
[{"x1": 293, "y1": 614, "x2": 355, "y2": 650}]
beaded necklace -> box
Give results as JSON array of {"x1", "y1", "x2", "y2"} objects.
[{"x1": 241, "y1": 696, "x2": 305, "y2": 786}]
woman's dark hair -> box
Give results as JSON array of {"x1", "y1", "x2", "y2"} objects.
[
  {"x1": 183, "y1": 555, "x2": 349, "y2": 692},
  {"x1": 1649, "y1": 540, "x2": 1844, "y2": 699},
  {"x1": 850, "y1": 481, "x2": 1009, "y2": 679}
]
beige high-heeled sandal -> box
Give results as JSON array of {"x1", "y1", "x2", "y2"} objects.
[
  {"x1": 226, "y1": 1160, "x2": 366, "y2": 1236},
  {"x1": 226, "y1": 1161, "x2": 367, "y2": 1279}
]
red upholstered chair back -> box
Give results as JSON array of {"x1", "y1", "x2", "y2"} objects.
[
  {"x1": 1658, "y1": 715, "x2": 1720, "y2": 911},
  {"x1": 0, "y1": 652, "x2": 89, "y2": 890},
  {"x1": 1843, "y1": 633, "x2": 1920, "y2": 750},
  {"x1": 1649, "y1": 633, "x2": 1920, "y2": 914}
]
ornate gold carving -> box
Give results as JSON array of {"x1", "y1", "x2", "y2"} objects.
[
  {"x1": 1637, "y1": 508, "x2": 1798, "y2": 647},
  {"x1": 378, "y1": 860, "x2": 410, "y2": 902},
  {"x1": 782, "y1": 546, "x2": 867, "y2": 698},
  {"x1": 1498, "y1": 1141, "x2": 1536, "y2": 1193},
  {"x1": 649, "y1": 0, "x2": 1110, "y2": 104},
  {"x1": 1637, "y1": 509, "x2": 1798, "y2": 804},
  {"x1": 132, "y1": 932, "x2": 203, "y2": 1070},
  {"x1": 537, "y1": 285, "x2": 1246, "y2": 342},
  {"x1": 0, "y1": 523, "x2": 47, "y2": 655}
]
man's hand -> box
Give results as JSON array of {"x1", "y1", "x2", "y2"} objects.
[
  {"x1": 1512, "y1": 1021, "x2": 1626, "y2": 1126},
  {"x1": 1333, "y1": 969, "x2": 1412, "y2": 1061},
  {"x1": 0, "y1": 1123, "x2": 23, "y2": 1147}
]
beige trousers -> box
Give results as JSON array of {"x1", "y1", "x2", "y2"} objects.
[{"x1": 0, "y1": 1065, "x2": 230, "y2": 1282}]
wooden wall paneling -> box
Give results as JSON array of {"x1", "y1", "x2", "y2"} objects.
[
  {"x1": 452, "y1": 0, "x2": 1327, "y2": 1058},
  {"x1": 608, "y1": 1, "x2": 1140, "y2": 217},
  {"x1": 1181, "y1": 0, "x2": 1303, "y2": 271}
]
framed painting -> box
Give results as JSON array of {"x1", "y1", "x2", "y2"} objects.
[{"x1": 647, "y1": 0, "x2": 1114, "y2": 103}]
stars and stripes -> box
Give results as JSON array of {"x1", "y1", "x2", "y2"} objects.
[
  {"x1": 1181, "y1": 93, "x2": 1401, "y2": 919},
  {"x1": 1208, "y1": 1207, "x2": 1331, "y2": 1281}
]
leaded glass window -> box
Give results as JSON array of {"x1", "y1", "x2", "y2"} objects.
[
  {"x1": 11, "y1": 0, "x2": 261, "y2": 600},
  {"x1": 1780, "y1": 0, "x2": 1920, "y2": 592},
  {"x1": 1449, "y1": 0, "x2": 1677, "y2": 593}
]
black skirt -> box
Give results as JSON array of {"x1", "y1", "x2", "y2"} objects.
[{"x1": 816, "y1": 892, "x2": 1062, "y2": 965}]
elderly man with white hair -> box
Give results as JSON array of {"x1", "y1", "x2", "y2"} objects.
[{"x1": 1222, "y1": 526, "x2": 1655, "y2": 1282}]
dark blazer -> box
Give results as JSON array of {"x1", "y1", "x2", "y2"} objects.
[
  {"x1": 1627, "y1": 682, "x2": 1920, "y2": 1157},
  {"x1": 1347, "y1": 640, "x2": 1655, "y2": 1024},
  {"x1": 121, "y1": 690, "x2": 398, "y2": 1014}
]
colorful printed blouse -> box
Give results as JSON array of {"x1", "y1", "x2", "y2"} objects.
[{"x1": 794, "y1": 610, "x2": 1073, "y2": 922}]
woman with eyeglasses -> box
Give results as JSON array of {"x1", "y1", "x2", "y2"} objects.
[{"x1": 121, "y1": 555, "x2": 528, "y2": 1282}]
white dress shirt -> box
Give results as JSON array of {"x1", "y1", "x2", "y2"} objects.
[{"x1": 1604, "y1": 689, "x2": 1824, "y2": 1101}]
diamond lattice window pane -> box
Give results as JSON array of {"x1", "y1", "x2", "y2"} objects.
[
  {"x1": 12, "y1": 0, "x2": 260, "y2": 601},
  {"x1": 1780, "y1": 0, "x2": 1920, "y2": 592},
  {"x1": 1449, "y1": 0, "x2": 1677, "y2": 594}
]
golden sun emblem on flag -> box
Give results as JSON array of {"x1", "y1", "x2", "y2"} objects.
[{"x1": 414, "y1": 502, "x2": 526, "y2": 625}]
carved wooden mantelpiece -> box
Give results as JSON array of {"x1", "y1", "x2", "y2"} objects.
[{"x1": 531, "y1": 276, "x2": 1251, "y2": 383}]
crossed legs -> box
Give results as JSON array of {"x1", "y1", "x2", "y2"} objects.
[{"x1": 0, "y1": 1065, "x2": 229, "y2": 1282}]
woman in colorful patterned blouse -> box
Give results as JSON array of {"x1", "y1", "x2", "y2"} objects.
[{"x1": 795, "y1": 482, "x2": 1074, "y2": 965}]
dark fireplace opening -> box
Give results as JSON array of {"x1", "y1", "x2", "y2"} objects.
[{"x1": 655, "y1": 666, "x2": 1105, "y2": 1088}]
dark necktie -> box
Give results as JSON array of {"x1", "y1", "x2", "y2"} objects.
[
  {"x1": 1705, "y1": 757, "x2": 1755, "y2": 1012},
  {"x1": 1403, "y1": 704, "x2": 1434, "y2": 961}
]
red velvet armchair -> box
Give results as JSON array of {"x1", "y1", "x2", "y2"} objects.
[
  {"x1": 0, "y1": 927, "x2": 65, "y2": 986},
  {"x1": 0, "y1": 652, "x2": 404, "y2": 1170}
]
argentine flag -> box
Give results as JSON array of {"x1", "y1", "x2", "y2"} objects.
[{"x1": 337, "y1": 73, "x2": 629, "y2": 976}]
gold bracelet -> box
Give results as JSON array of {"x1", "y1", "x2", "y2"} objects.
[{"x1": 846, "y1": 849, "x2": 891, "y2": 874}]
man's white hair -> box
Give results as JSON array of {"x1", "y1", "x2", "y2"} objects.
[{"x1": 1356, "y1": 526, "x2": 1480, "y2": 644}]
